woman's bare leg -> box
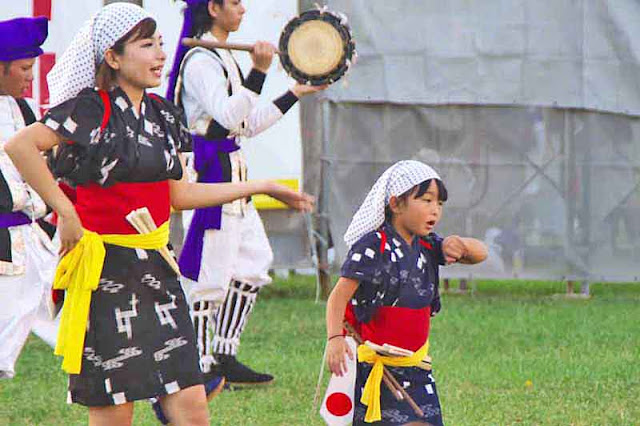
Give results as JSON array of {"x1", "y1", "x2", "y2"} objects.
[
  {"x1": 159, "y1": 384, "x2": 209, "y2": 426},
  {"x1": 88, "y1": 402, "x2": 134, "y2": 426}
]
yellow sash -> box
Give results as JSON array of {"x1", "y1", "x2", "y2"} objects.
[
  {"x1": 357, "y1": 340, "x2": 430, "y2": 423},
  {"x1": 53, "y1": 222, "x2": 170, "y2": 374}
]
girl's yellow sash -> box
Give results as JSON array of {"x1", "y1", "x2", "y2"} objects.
[{"x1": 357, "y1": 340, "x2": 430, "y2": 423}]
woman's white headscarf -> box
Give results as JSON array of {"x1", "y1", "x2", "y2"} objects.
[
  {"x1": 47, "y1": 3, "x2": 152, "y2": 107},
  {"x1": 343, "y1": 160, "x2": 442, "y2": 248}
]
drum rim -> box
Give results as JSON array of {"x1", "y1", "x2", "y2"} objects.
[{"x1": 279, "y1": 9, "x2": 356, "y2": 86}]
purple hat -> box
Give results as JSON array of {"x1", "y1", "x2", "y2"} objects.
[
  {"x1": 166, "y1": 0, "x2": 210, "y2": 102},
  {"x1": 0, "y1": 17, "x2": 48, "y2": 62}
]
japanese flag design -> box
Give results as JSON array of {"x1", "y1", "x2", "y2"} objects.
[{"x1": 320, "y1": 336, "x2": 357, "y2": 425}]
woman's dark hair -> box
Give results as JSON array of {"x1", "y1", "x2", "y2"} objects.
[
  {"x1": 191, "y1": 0, "x2": 224, "y2": 38},
  {"x1": 96, "y1": 17, "x2": 157, "y2": 91},
  {"x1": 384, "y1": 179, "x2": 448, "y2": 222}
]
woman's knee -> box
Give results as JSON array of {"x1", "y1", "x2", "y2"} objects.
[
  {"x1": 160, "y1": 385, "x2": 209, "y2": 426},
  {"x1": 88, "y1": 402, "x2": 134, "y2": 426}
]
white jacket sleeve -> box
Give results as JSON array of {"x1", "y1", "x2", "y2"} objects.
[
  {"x1": 182, "y1": 51, "x2": 258, "y2": 132},
  {"x1": 243, "y1": 89, "x2": 300, "y2": 138},
  {"x1": 242, "y1": 102, "x2": 284, "y2": 138}
]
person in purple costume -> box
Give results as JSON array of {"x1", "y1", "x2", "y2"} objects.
[
  {"x1": 166, "y1": 0, "x2": 329, "y2": 393},
  {"x1": 0, "y1": 16, "x2": 60, "y2": 380}
]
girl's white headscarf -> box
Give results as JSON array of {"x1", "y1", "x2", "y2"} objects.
[
  {"x1": 47, "y1": 3, "x2": 152, "y2": 107},
  {"x1": 343, "y1": 160, "x2": 441, "y2": 248}
]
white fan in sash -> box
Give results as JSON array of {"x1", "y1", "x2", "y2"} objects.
[{"x1": 320, "y1": 336, "x2": 357, "y2": 425}]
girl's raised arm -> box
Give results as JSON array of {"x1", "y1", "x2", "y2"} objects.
[{"x1": 443, "y1": 235, "x2": 488, "y2": 265}]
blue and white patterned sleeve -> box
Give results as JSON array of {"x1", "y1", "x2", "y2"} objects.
[
  {"x1": 424, "y1": 233, "x2": 445, "y2": 315},
  {"x1": 340, "y1": 231, "x2": 383, "y2": 284},
  {"x1": 428, "y1": 233, "x2": 446, "y2": 266}
]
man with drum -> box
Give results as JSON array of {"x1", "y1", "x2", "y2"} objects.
[{"x1": 166, "y1": 0, "x2": 327, "y2": 393}]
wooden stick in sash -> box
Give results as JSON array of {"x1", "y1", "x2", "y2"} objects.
[
  {"x1": 375, "y1": 342, "x2": 432, "y2": 371},
  {"x1": 381, "y1": 368, "x2": 425, "y2": 418},
  {"x1": 344, "y1": 321, "x2": 425, "y2": 417},
  {"x1": 125, "y1": 208, "x2": 181, "y2": 276},
  {"x1": 343, "y1": 322, "x2": 403, "y2": 402},
  {"x1": 382, "y1": 343, "x2": 414, "y2": 357}
]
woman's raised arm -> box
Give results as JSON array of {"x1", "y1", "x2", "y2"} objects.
[
  {"x1": 169, "y1": 153, "x2": 314, "y2": 212},
  {"x1": 5, "y1": 123, "x2": 83, "y2": 255}
]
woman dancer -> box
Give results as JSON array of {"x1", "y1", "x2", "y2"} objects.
[{"x1": 5, "y1": 4, "x2": 312, "y2": 425}]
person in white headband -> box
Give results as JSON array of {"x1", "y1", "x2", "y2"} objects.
[
  {"x1": 167, "y1": 0, "x2": 330, "y2": 392},
  {"x1": 325, "y1": 160, "x2": 487, "y2": 425},
  {"x1": 5, "y1": 3, "x2": 313, "y2": 425}
]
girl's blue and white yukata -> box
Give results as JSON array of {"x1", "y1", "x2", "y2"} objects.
[{"x1": 341, "y1": 160, "x2": 446, "y2": 425}]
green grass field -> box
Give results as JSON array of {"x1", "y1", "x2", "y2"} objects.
[{"x1": 1, "y1": 278, "x2": 638, "y2": 425}]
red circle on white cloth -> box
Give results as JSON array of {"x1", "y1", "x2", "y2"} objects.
[{"x1": 326, "y1": 392, "x2": 352, "y2": 416}]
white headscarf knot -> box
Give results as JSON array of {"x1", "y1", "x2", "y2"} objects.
[{"x1": 47, "y1": 3, "x2": 152, "y2": 107}]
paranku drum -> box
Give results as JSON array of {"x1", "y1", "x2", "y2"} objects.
[
  {"x1": 278, "y1": 8, "x2": 355, "y2": 86},
  {"x1": 181, "y1": 8, "x2": 356, "y2": 86}
]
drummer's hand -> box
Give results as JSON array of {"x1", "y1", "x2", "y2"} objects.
[
  {"x1": 57, "y1": 207, "x2": 83, "y2": 258},
  {"x1": 251, "y1": 41, "x2": 276, "y2": 72},
  {"x1": 291, "y1": 83, "x2": 330, "y2": 98},
  {"x1": 265, "y1": 181, "x2": 315, "y2": 212}
]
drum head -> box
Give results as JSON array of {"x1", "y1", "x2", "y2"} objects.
[{"x1": 279, "y1": 9, "x2": 355, "y2": 86}]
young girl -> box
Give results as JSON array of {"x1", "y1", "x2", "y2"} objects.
[
  {"x1": 5, "y1": 4, "x2": 312, "y2": 426},
  {"x1": 326, "y1": 160, "x2": 487, "y2": 425}
]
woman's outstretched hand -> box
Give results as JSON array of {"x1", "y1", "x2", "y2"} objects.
[{"x1": 266, "y1": 182, "x2": 315, "y2": 212}]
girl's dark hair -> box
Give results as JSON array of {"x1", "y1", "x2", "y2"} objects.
[
  {"x1": 96, "y1": 17, "x2": 157, "y2": 91},
  {"x1": 384, "y1": 179, "x2": 448, "y2": 222},
  {"x1": 191, "y1": 1, "x2": 224, "y2": 38}
]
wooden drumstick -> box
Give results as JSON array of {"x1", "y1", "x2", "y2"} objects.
[
  {"x1": 382, "y1": 367, "x2": 426, "y2": 418},
  {"x1": 182, "y1": 37, "x2": 282, "y2": 55}
]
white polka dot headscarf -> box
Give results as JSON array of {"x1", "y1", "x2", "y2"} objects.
[
  {"x1": 47, "y1": 3, "x2": 152, "y2": 107},
  {"x1": 343, "y1": 160, "x2": 442, "y2": 248}
]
